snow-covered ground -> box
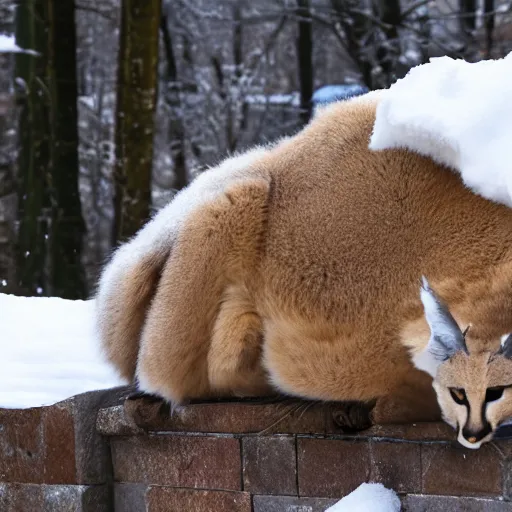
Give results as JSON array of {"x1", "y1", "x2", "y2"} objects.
[
  {"x1": 370, "y1": 51, "x2": 512, "y2": 208},
  {"x1": 0, "y1": 293, "x2": 126, "y2": 409}
]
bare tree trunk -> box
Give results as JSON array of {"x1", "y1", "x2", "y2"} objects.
[
  {"x1": 459, "y1": 0, "x2": 477, "y2": 33},
  {"x1": 483, "y1": 0, "x2": 495, "y2": 58},
  {"x1": 47, "y1": 0, "x2": 86, "y2": 299},
  {"x1": 113, "y1": 0, "x2": 162, "y2": 244},
  {"x1": 458, "y1": 0, "x2": 478, "y2": 59},
  {"x1": 331, "y1": 0, "x2": 373, "y2": 88},
  {"x1": 161, "y1": 5, "x2": 187, "y2": 191},
  {"x1": 15, "y1": 0, "x2": 48, "y2": 296},
  {"x1": 228, "y1": 1, "x2": 244, "y2": 152},
  {"x1": 296, "y1": 0, "x2": 313, "y2": 125},
  {"x1": 16, "y1": 0, "x2": 86, "y2": 299},
  {"x1": 375, "y1": 0, "x2": 401, "y2": 81}
]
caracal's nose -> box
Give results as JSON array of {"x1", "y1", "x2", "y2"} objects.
[{"x1": 462, "y1": 424, "x2": 491, "y2": 444}]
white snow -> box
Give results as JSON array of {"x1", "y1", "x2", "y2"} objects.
[
  {"x1": 0, "y1": 293, "x2": 126, "y2": 409},
  {"x1": 325, "y1": 483, "x2": 401, "y2": 512},
  {"x1": 370, "y1": 52, "x2": 512, "y2": 208},
  {"x1": 0, "y1": 33, "x2": 37, "y2": 55},
  {"x1": 0, "y1": 34, "x2": 21, "y2": 53}
]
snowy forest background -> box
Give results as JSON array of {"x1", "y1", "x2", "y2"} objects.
[{"x1": 0, "y1": 0, "x2": 511, "y2": 299}]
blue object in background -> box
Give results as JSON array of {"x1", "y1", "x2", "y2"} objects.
[{"x1": 312, "y1": 84, "x2": 369, "y2": 106}]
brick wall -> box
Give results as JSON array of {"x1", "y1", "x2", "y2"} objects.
[
  {"x1": 0, "y1": 388, "x2": 128, "y2": 511},
  {"x1": 2, "y1": 390, "x2": 512, "y2": 511}
]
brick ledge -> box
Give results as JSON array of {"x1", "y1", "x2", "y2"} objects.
[{"x1": 2, "y1": 389, "x2": 512, "y2": 511}]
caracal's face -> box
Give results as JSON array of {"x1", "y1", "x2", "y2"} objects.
[
  {"x1": 433, "y1": 342, "x2": 512, "y2": 449},
  {"x1": 417, "y1": 278, "x2": 512, "y2": 449}
]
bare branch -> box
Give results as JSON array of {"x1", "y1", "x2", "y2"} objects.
[
  {"x1": 75, "y1": 3, "x2": 114, "y2": 21},
  {"x1": 402, "y1": 0, "x2": 431, "y2": 19}
]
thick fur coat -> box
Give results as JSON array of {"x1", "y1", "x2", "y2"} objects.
[{"x1": 96, "y1": 93, "x2": 512, "y2": 428}]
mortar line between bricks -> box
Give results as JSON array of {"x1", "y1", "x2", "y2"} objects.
[
  {"x1": 149, "y1": 431, "x2": 238, "y2": 438},
  {"x1": 141, "y1": 485, "x2": 250, "y2": 494},
  {"x1": 147, "y1": 431, "x2": 297, "y2": 439},
  {"x1": 239, "y1": 437, "x2": 244, "y2": 492},
  {"x1": 295, "y1": 435, "x2": 300, "y2": 498},
  {"x1": 294, "y1": 434, "x2": 455, "y2": 446},
  {"x1": 419, "y1": 438, "x2": 424, "y2": 494},
  {"x1": 146, "y1": 430, "x2": 456, "y2": 445},
  {"x1": 368, "y1": 438, "x2": 375, "y2": 482}
]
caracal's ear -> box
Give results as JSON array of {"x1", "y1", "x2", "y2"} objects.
[
  {"x1": 498, "y1": 334, "x2": 512, "y2": 359},
  {"x1": 415, "y1": 277, "x2": 468, "y2": 377}
]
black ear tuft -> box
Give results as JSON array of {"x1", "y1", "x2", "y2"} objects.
[
  {"x1": 420, "y1": 276, "x2": 468, "y2": 361},
  {"x1": 498, "y1": 334, "x2": 512, "y2": 359}
]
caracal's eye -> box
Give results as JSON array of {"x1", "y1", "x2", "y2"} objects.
[
  {"x1": 449, "y1": 387, "x2": 467, "y2": 405},
  {"x1": 485, "y1": 387, "x2": 504, "y2": 403}
]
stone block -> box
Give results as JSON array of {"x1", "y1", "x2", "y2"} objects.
[
  {"x1": 114, "y1": 483, "x2": 147, "y2": 512},
  {"x1": 96, "y1": 405, "x2": 143, "y2": 437},
  {"x1": 369, "y1": 440, "x2": 421, "y2": 493},
  {"x1": 0, "y1": 408, "x2": 46, "y2": 483},
  {"x1": 0, "y1": 484, "x2": 109, "y2": 512},
  {"x1": 252, "y1": 495, "x2": 339, "y2": 512},
  {"x1": 0, "y1": 483, "x2": 43, "y2": 512},
  {"x1": 43, "y1": 484, "x2": 110, "y2": 511},
  {"x1": 0, "y1": 405, "x2": 76, "y2": 484},
  {"x1": 43, "y1": 406, "x2": 77, "y2": 484},
  {"x1": 297, "y1": 438, "x2": 370, "y2": 497},
  {"x1": 403, "y1": 494, "x2": 512, "y2": 511},
  {"x1": 503, "y1": 459, "x2": 512, "y2": 500},
  {"x1": 146, "y1": 487, "x2": 251, "y2": 512},
  {"x1": 111, "y1": 434, "x2": 241, "y2": 490},
  {"x1": 421, "y1": 443, "x2": 502, "y2": 496},
  {"x1": 0, "y1": 388, "x2": 129, "y2": 486},
  {"x1": 71, "y1": 387, "x2": 132, "y2": 484},
  {"x1": 243, "y1": 436, "x2": 297, "y2": 495}
]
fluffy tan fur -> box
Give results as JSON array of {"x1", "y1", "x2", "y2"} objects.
[{"x1": 97, "y1": 95, "x2": 512, "y2": 429}]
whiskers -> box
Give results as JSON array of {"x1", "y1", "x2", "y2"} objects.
[{"x1": 257, "y1": 399, "x2": 321, "y2": 435}]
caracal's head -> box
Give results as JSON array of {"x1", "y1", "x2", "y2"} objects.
[{"x1": 415, "y1": 278, "x2": 512, "y2": 449}]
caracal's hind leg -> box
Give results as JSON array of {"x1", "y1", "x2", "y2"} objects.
[
  {"x1": 263, "y1": 321, "x2": 399, "y2": 402},
  {"x1": 208, "y1": 285, "x2": 273, "y2": 397},
  {"x1": 136, "y1": 177, "x2": 271, "y2": 404},
  {"x1": 263, "y1": 320, "x2": 440, "y2": 424}
]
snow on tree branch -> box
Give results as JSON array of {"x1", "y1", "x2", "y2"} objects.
[{"x1": 0, "y1": 33, "x2": 38, "y2": 55}]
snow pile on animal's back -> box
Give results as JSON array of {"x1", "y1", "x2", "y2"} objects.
[{"x1": 370, "y1": 51, "x2": 512, "y2": 208}]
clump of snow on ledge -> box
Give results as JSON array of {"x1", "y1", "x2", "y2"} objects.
[
  {"x1": 325, "y1": 482, "x2": 401, "y2": 512},
  {"x1": 0, "y1": 33, "x2": 37, "y2": 55},
  {"x1": 0, "y1": 294, "x2": 126, "y2": 409},
  {"x1": 370, "y1": 52, "x2": 512, "y2": 208}
]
